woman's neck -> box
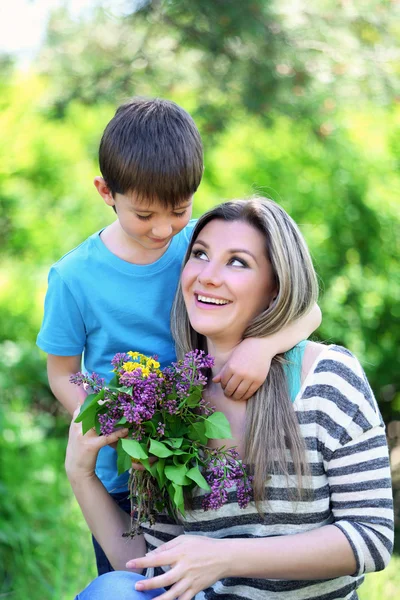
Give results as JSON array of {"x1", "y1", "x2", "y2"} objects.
[{"x1": 206, "y1": 336, "x2": 242, "y2": 377}]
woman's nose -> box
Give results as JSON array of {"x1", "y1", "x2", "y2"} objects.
[{"x1": 197, "y1": 262, "x2": 222, "y2": 287}]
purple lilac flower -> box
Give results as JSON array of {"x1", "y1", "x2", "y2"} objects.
[
  {"x1": 111, "y1": 353, "x2": 131, "y2": 369},
  {"x1": 69, "y1": 371, "x2": 105, "y2": 393},
  {"x1": 202, "y1": 449, "x2": 253, "y2": 511},
  {"x1": 118, "y1": 372, "x2": 165, "y2": 425},
  {"x1": 156, "y1": 422, "x2": 165, "y2": 436}
]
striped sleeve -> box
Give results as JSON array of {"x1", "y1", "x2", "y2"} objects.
[{"x1": 320, "y1": 347, "x2": 394, "y2": 575}]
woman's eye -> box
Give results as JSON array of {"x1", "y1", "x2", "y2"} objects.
[
  {"x1": 229, "y1": 257, "x2": 248, "y2": 268},
  {"x1": 191, "y1": 249, "x2": 208, "y2": 260},
  {"x1": 136, "y1": 214, "x2": 152, "y2": 221}
]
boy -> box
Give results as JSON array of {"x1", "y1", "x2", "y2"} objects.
[{"x1": 37, "y1": 97, "x2": 321, "y2": 575}]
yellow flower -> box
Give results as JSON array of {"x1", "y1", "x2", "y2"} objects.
[
  {"x1": 147, "y1": 358, "x2": 160, "y2": 369},
  {"x1": 141, "y1": 367, "x2": 150, "y2": 377},
  {"x1": 122, "y1": 361, "x2": 142, "y2": 372},
  {"x1": 128, "y1": 351, "x2": 140, "y2": 360}
]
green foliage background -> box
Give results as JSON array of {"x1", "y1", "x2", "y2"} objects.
[{"x1": 0, "y1": 1, "x2": 399, "y2": 598}]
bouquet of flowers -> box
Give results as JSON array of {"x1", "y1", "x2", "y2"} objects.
[{"x1": 71, "y1": 350, "x2": 253, "y2": 536}]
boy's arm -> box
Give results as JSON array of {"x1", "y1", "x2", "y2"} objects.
[
  {"x1": 47, "y1": 354, "x2": 87, "y2": 416},
  {"x1": 214, "y1": 303, "x2": 322, "y2": 401}
]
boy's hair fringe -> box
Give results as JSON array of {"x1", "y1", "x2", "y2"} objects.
[{"x1": 99, "y1": 97, "x2": 203, "y2": 208}]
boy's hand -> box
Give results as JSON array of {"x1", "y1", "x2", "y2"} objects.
[{"x1": 213, "y1": 338, "x2": 272, "y2": 401}]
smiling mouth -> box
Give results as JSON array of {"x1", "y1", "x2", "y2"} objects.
[{"x1": 196, "y1": 294, "x2": 231, "y2": 306}]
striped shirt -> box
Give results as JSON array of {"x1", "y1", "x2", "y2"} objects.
[{"x1": 142, "y1": 345, "x2": 394, "y2": 599}]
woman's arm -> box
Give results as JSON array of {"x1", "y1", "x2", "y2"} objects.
[
  {"x1": 127, "y1": 525, "x2": 356, "y2": 600},
  {"x1": 65, "y1": 409, "x2": 147, "y2": 571}
]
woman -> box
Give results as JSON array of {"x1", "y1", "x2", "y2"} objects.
[{"x1": 68, "y1": 198, "x2": 393, "y2": 600}]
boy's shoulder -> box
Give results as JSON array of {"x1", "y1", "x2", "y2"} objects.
[{"x1": 51, "y1": 230, "x2": 101, "y2": 276}]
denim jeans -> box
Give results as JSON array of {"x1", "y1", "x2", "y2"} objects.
[
  {"x1": 92, "y1": 491, "x2": 131, "y2": 575},
  {"x1": 75, "y1": 571, "x2": 165, "y2": 599}
]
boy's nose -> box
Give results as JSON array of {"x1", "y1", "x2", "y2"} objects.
[{"x1": 151, "y1": 223, "x2": 173, "y2": 239}]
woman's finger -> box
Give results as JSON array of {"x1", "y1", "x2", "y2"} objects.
[
  {"x1": 72, "y1": 405, "x2": 82, "y2": 420},
  {"x1": 134, "y1": 568, "x2": 178, "y2": 593},
  {"x1": 127, "y1": 548, "x2": 175, "y2": 571},
  {"x1": 98, "y1": 428, "x2": 129, "y2": 447}
]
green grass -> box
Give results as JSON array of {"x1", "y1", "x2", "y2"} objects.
[
  {"x1": 0, "y1": 403, "x2": 96, "y2": 599},
  {"x1": 359, "y1": 555, "x2": 400, "y2": 599}
]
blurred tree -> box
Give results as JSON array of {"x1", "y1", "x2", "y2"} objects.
[{"x1": 38, "y1": 0, "x2": 400, "y2": 135}]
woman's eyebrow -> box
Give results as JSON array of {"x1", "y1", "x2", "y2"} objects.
[
  {"x1": 229, "y1": 248, "x2": 257, "y2": 261},
  {"x1": 194, "y1": 239, "x2": 257, "y2": 261}
]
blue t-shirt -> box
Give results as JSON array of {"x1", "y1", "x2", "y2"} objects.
[{"x1": 37, "y1": 220, "x2": 196, "y2": 493}]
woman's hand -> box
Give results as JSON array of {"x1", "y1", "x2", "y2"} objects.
[
  {"x1": 65, "y1": 406, "x2": 128, "y2": 480},
  {"x1": 126, "y1": 535, "x2": 228, "y2": 600},
  {"x1": 131, "y1": 456, "x2": 158, "y2": 471}
]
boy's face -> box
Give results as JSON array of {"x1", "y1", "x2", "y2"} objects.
[{"x1": 95, "y1": 179, "x2": 193, "y2": 251}]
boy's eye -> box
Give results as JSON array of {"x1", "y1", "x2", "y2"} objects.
[
  {"x1": 191, "y1": 249, "x2": 208, "y2": 261},
  {"x1": 136, "y1": 214, "x2": 152, "y2": 221},
  {"x1": 229, "y1": 257, "x2": 248, "y2": 268},
  {"x1": 173, "y1": 210, "x2": 187, "y2": 218}
]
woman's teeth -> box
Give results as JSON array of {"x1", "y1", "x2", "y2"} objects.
[{"x1": 197, "y1": 295, "x2": 230, "y2": 305}]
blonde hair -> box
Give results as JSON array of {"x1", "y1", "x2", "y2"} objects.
[{"x1": 171, "y1": 198, "x2": 318, "y2": 508}]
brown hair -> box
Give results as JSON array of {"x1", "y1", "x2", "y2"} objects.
[
  {"x1": 172, "y1": 198, "x2": 318, "y2": 509},
  {"x1": 99, "y1": 97, "x2": 203, "y2": 208}
]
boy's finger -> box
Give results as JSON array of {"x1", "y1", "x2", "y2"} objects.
[
  {"x1": 222, "y1": 375, "x2": 241, "y2": 397},
  {"x1": 240, "y1": 383, "x2": 259, "y2": 401},
  {"x1": 231, "y1": 381, "x2": 252, "y2": 401}
]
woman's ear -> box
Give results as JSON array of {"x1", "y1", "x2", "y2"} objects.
[{"x1": 268, "y1": 290, "x2": 278, "y2": 309}]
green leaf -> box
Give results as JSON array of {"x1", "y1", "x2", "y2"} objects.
[
  {"x1": 117, "y1": 440, "x2": 132, "y2": 475},
  {"x1": 149, "y1": 439, "x2": 174, "y2": 458},
  {"x1": 172, "y1": 483, "x2": 185, "y2": 516},
  {"x1": 107, "y1": 374, "x2": 119, "y2": 387},
  {"x1": 188, "y1": 421, "x2": 208, "y2": 445},
  {"x1": 119, "y1": 386, "x2": 133, "y2": 394},
  {"x1": 204, "y1": 411, "x2": 232, "y2": 439},
  {"x1": 143, "y1": 420, "x2": 157, "y2": 435},
  {"x1": 164, "y1": 464, "x2": 190, "y2": 486},
  {"x1": 185, "y1": 387, "x2": 202, "y2": 407},
  {"x1": 173, "y1": 453, "x2": 192, "y2": 466},
  {"x1": 165, "y1": 415, "x2": 188, "y2": 437},
  {"x1": 116, "y1": 416, "x2": 127, "y2": 425},
  {"x1": 186, "y1": 467, "x2": 211, "y2": 491},
  {"x1": 164, "y1": 437, "x2": 183, "y2": 449},
  {"x1": 80, "y1": 409, "x2": 98, "y2": 434},
  {"x1": 121, "y1": 438, "x2": 148, "y2": 460},
  {"x1": 156, "y1": 458, "x2": 166, "y2": 488},
  {"x1": 140, "y1": 458, "x2": 152, "y2": 473},
  {"x1": 74, "y1": 392, "x2": 99, "y2": 422}
]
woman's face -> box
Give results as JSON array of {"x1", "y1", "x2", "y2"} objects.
[{"x1": 181, "y1": 219, "x2": 277, "y2": 343}]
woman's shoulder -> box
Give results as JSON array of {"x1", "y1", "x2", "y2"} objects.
[
  {"x1": 302, "y1": 342, "x2": 368, "y2": 383},
  {"x1": 300, "y1": 342, "x2": 382, "y2": 428}
]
